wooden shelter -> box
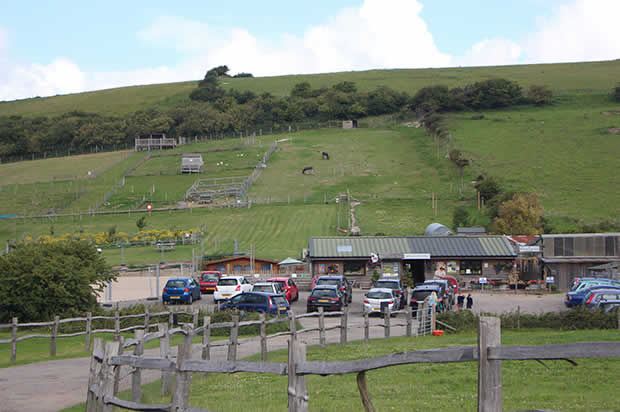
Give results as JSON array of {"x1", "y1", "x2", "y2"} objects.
[{"x1": 180, "y1": 154, "x2": 204, "y2": 174}]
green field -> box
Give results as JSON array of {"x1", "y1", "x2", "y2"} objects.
[
  {"x1": 2, "y1": 60, "x2": 619, "y2": 118},
  {"x1": 60, "y1": 328, "x2": 620, "y2": 412}
]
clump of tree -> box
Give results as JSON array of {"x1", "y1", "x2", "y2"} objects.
[
  {"x1": 527, "y1": 84, "x2": 553, "y2": 105},
  {"x1": 233, "y1": 72, "x2": 253, "y2": 78},
  {"x1": 0, "y1": 241, "x2": 115, "y2": 322},
  {"x1": 614, "y1": 83, "x2": 620, "y2": 102},
  {"x1": 493, "y1": 193, "x2": 543, "y2": 235}
]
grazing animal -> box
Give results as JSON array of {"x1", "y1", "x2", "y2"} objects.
[
  {"x1": 302, "y1": 166, "x2": 314, "y2": 175},
  {"x1": 322, "y1": 151, "x2": 330, "y2": 160}
]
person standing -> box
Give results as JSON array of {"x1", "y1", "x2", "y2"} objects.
[
  {"x1": 466, "y1": 294, "x2": 473, "y2": 310},
  {"x1": 457, "y1": 293, "x2": 465, "y2": 311}
]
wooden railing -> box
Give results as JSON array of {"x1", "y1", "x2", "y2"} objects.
[{"x1": 85, "y1": 314, "x2": 620, "y2": 412}]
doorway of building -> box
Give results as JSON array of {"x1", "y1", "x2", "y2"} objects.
[{"x1": 406, "y1": 260, "x2": 426, "y2": 286}]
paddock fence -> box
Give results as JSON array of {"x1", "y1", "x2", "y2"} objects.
[{"x1": 85, "y1": 314, "x2": 620, "y2": 412}]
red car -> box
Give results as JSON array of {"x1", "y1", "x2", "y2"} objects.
[
  {"x1": 267, "y1": 277, "x2": 299, "y2": 302},
  {"x1": 199, "y1": 271, "x2": 222, "y2": 294}
]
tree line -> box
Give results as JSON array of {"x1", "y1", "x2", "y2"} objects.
[{"x1": 1, "y1": 65, "x2": 556, "y2": 160}]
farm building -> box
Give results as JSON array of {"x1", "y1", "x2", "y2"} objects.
[
  {"x1": 203, "y1": 255, "x2": 281, "y2": 275},
  {"x1": 540, "y1": 233, "x2": 620, "y2": 289},
  {"x1": 180, "y1": 154, "x2": 204, "y2": 174},
  {"x1": 134, "y1": 133, "x2": 176, "y2": 151},
  {"x1": 307, "y1": 236, "x2": 516, "y2": 288},
  {"x1": 342, "y1": 120, "x2": 358, "y2": 129}
]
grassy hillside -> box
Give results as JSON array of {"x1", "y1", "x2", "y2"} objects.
[{"x1": 1, "y1": 60, "x2": 619, "y2": 118}]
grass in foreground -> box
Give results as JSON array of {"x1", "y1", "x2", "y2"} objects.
[{"x1": 60, "y1": 328, "x2": 620, "y2": 412}]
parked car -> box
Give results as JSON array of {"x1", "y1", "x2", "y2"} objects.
[
  {"x1": 596, "y1": 300, "x2": 620, "y2": 313},
  {"x1": 306, "y1": 285, "x2": 345, "y2": 312},
  {"x1": 424, "y1": 279, "x2": 453, "y2": 309},
  {"x1": 372, "y1": 277, "x2": 407, "y2": 309},
  {"x1": 162, "y1": 277, "x2": 201, "y2": 304},
  {"x1": 220, "y1": 292, "x2": 290, "y2": 315},
  {"x1": 565, "y1": 282, "x2": 620, "y2": 307},
  {"x1": 267, "y1": 277, "x2": 299, "y2": 302},
  {"x1": 252, "y1": 282, "x2": 284, "y2": 296},
  {"x1": 213, "y1": 276, "x2": 252, "y2": 303},
  {"x1": 363, "y1": 288, "x2": 398, "y2": 316},
  {"x1": 199, "y1": 271, "x2": 222, "y2": 294},
  {"x1": 315, "y1": 276, "x2": 352, "y2": 304},
  {"x1": 410, "y1": 284, "x2": 443, "y2": 313},
  {"x1": 583, "y1": 288, "x2": 620, "y2": 310}
]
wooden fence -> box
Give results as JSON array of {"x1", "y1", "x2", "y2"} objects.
[{"x1": 86, "y1": 314, "x2": 620, "y2": 412}]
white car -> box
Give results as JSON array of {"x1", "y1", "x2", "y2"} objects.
[
  {"x1": 214, "y1": 276, "x2": 252, "y2": 303},
  {"x1": 251, "y1": 282, "x2": 284, "y2": 296},
  {"x1": 363, "y1": 288, "x2": 398, "y2": 315}
]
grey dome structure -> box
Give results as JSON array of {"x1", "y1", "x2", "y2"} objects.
[{"x1": 424, "y1": 223, "x2": 453, "y2": 237}]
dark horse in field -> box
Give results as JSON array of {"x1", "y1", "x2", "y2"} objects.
[
  {"x1": 322, "y1": 151, "x2": 329, "y2": 160},
  {"x1": 302, "y1": 166, "x2": 314, "y2": 175}
]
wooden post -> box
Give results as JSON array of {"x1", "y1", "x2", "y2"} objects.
[
  {"x1": 406, "y1": 305, "x2": 412, "y2": 337},
  {"x1": 202, "y1": 316, "x2": 211, "y2": 360},
  {"x1": 171, "y1": 325, "x2": 194, "y2": 412},
  {"x1": 260, "y1": 313, "x2": 267, "y2": 361},
  {"x1": 340, "y1": 306, "x2": 348, "y2": 345},
  {"x1": 113, "y1": 337, "x2": 124, "y2": 395},
  {"x1": 11, "y1": 317, "x2": 17, "y2": 362},
  {"x1": 288, "y1": 341, "x2": 308, "y2": 412},
  {"x1": 384, "y1": 307, "x2": 390, "y2": 338},
  {"x1": 131, "y1": 330, "x2": 145, "y2": 403},
  {"x1": 357, "y1": 371, "x2": 376, "y2": 412},
  {"x1": 363, "y1": 309, "x2": 369, "y2": 344},
  {"x1": 168, "y1": 310, "x2": 174, "y2": 329},
  {"x1": 86, "y1": 338, "x2": 104, "y2": 412},
  {"x1": 144, "y1": 307, "x2": 150, "y2": 330},
  {"x1": 114, "y1": 311, "x2": 120, "y2": 341},
  {"x1": 478, "y1": 316, "x2": 502, "y2": 412},
  {"x1": 318, "y1": 307, "x2": 326, "y2": 347},
  {"x1": 192, "y1": 308, "x2": 199, "y2": 328},
  {"x1": 97, "y1": 340, "x2": 121, "y2": 412},
  {"x1": 431, "y1": 303, "x2": 437, "y2": 332},
  {"x1": 227, "y1": 315, "x2": 239, "y2": 361},
  {"x1": 516, "y1": 306, "x2": 520, "y2": 332},
  {"x1": 50, "y1": 315, "x2": 59, "y2": 357},
  {"x1": 85, "y1": 312, "x2": 92, "y2": 352},
  {"x1": 158, "y1": 323, "x2": 173, "y2": 396}
]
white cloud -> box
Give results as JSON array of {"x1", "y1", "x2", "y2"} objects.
[{"x1": 457, "y1": 38, "x2": 522, "y2": 67}]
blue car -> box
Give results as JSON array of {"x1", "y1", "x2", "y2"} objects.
[
  {"x1": 162, "y1": 277, "x2": 201, "y2": 304},
  {"x1": 220, "y1": 292, "x2": 290, "y2": 315},
  {"x1": 583, "y1": 288, "x2": 620, "y2": 310},
  {"x1": 565, "y1": 283, "x2": 620, "y2": 307}
]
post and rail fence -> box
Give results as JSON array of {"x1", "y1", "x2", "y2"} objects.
[{"x1": 84, "y1": 313, "x2": 620, "y2": 412}]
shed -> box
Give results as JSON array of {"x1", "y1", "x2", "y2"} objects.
[
  {"x1": 203, "y1": 255, "x2": 280, "y2": 275},
  {"x1": 342, "y1": 120, "x2": 358, "y2": 129},
  {"x1": 181, "y1": 154, "x2": 204, "y2": 174}
]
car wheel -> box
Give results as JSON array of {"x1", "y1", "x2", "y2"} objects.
[{"x1": 188, "y1": 295, "x2": 193, "y2": 305}]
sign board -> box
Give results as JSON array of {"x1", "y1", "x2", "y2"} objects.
[
  {"x1": 146, "y1": 204, "x2": 153, "y2": 211},
  {"x1": 479, "y1": 277, "x2": 488, "y2": 284},
  {"x1": 337, "y1": 245, "x2": 352, "y2": 253},
  {"x1": 403, "y1": 253, "x2": 430, "y2": 260},
  {"x1": 546, "y1": 276, "x2": 555, "y2": 284},
  {"x1": 520, "y1": 246, "x2": 540, "y2": 253}
]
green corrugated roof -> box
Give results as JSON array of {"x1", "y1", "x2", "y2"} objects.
[{"x1": 309, "y1": 236, "x2": 516, "y2": 258}]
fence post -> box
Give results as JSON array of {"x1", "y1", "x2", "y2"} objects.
[
  {"x1": 168, "y1": 310, "x2": 174, "y2": 329},
  {"x1": 202, "y1": 316, "x2": 211, "y2": 360},
  {"x1": 158, "y1": 323, "x2": 173, "y2": 396},
  {"x1": 363, "y1": 309, "x2": 369, "y2": 344},
  {"x1": 318, "y1": 307, "x2": 326, "y2": 347},
  {"x1": 11, "y1": 317, "x2": 17, "y2": 362},
  {"x1": 113, "y1": 337, "x2": 124, "y2": 395},
  {"x1": 50, "y1": 315, "x2": 59, "y2": 357},
  {"x1": 406, "y1": 306, "x2": 412, "y2": 337},
  {"x1": 144, "y1": 307, "x2": 150, "y2": 330},
  {"x1": 114, "y1": 311, "x2": 120, "y2": 341},
  {"x1": 192, "y1": 308, "x2": 199, "y2": 329},
  {"x1": 288, "y1": 341, "x2": 308, "y2": 412},
  {"x1": 478, "y1": 316, "x2": 502, "y2": 412},
  {"x1": 340, "y1": 306, "x2": 348, "y2": 345},
  {"x1": 260, "y1": 313, "x2": 267, "y2": 361},
  {"x1": 227, "y1": 314, "x2": 239, "y2": 362},
  {"x1": 97, "y1": 339, "x2": 121, "y2": 412},
  {"x1": 86, "y1": 338, "x2": 104, "y2": 412},
  {"x1": 383, "y1": 307, "x2": 390, "y2": 338},
  {"x1": 171, "y1": 325, "x2": 194, "y2": 411},
  {"x1": 131, "y1": 330, "x2": 145, "y2": 403},
  {"x1": 431, "y1": 303, "x2": 437, "y2": 332},
  {"x1": 516, "y1": 305, "x2": 520, "y2": 331},
  {"x1": 85, "y1": 312, "x2": 92, "y2": 352}
]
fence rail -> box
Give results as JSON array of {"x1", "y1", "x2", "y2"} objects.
[{"x1": 85, "y1": 314, "x2": 620, "y2": 412}]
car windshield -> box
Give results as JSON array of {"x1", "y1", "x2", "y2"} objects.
[
  {"x1": 317, "y1": 279, "x2": 340, "y2": 287},
  {"x1": 166, "y1": 280, "x2": 186, "y2": 288},
  {"x1": 374, "y1": 281, "x2": 398, "y2": 289},
  {"x1": 367, "y1": 291, "x2": 392, "y2": 299},
  {"x1": 253, "y1": 285, "x2": 273, "y2": 293},
  {"x1": 202, "y1": 274, "x2": 219, "y2": 282},
  {"x1": 272, "y1": 281, "x2": 286, "y2": 289},
  {"x1": 311, "y1": 289, "x2": 338, "y2": 298},
  {"x1": 271, "y1": 296, "x2": 288, "y2": 306},
  {"x1": 413, "y1": 290, "x2": 434, "y2": 301},
  {"x1": 218, "y1": 278, "x2": 238, "y2": 286}
]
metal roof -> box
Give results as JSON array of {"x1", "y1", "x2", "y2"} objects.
[{"x1": 309, "y1": 236, "x2": 516, "y2": 259}]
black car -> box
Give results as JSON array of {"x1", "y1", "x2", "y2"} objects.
[
  {"x1": 410, "y1": 284, "x2": 444, "y2": 313},
  {"x1": 373, "y1": 277, "x2": 408, "y2": 309},
  {"x1": 315, "y1": 276, "x2": 352, "y2": 304},
  {"x1": 307, "y1": 285, "x2": 345, "y2": 312}
]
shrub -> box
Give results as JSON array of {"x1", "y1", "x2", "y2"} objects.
[
  {"x1": 614, "y1": 84, "x2": 620, "y2": 102},
  {"x1": 527, "y1": 84, "x2": 553, "y2": 105}
]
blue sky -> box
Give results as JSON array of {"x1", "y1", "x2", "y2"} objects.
[{"x1": 1, "y1": 0, "x2": 618, "y2": 101}]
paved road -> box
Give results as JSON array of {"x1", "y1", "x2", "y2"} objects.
[{"x1": 0, "y1": 290, "x2": 567, "y2": 412}]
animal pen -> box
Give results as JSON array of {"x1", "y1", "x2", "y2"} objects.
[
  {"x1": 134, "y1": 134, "x2": 177, "y2": 151},
  {"x1": 180, "y1": 154, "x2": 204, "y2": 174},
  {"x1": 184, "y1": 176, "x2": 249, "y2": 205}
]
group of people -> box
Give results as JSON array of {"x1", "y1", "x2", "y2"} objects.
[{"x1": 456, "y1": 293, "x2": 473, "y2": 311}]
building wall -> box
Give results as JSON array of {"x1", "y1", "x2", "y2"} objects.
[{"x1": 205, "y1": 258, "x2": 279, "y2": 275}]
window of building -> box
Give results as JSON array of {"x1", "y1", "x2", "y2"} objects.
[
  {"x1": 216, "y1": 265, "x2": 225, "y2": 273},
  {"x1": 460, "y1": 260, "x2": 482, "y2": 275},
  {"x1": 554, "y1": 238, "x2": 564, "y2": 256},
  {"x1": 244, "y1": 265, "x2": 251, "y2": 272},
  {"x1": 261, "y1": 263, "x2": 271, "y2": 272},
  {"x1": 605, "y1": 236, "x2": 617, "y2": 256},
  {"x1": 344, "y1": 261, "x2": 365, "y2": 276},
  {"x1": 233, "y1": 265, "x2": 243, "y2": 272}
]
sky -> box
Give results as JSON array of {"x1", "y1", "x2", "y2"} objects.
[{"x1": 1, "y1": 0, "x2": 619, "y2": 101}]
